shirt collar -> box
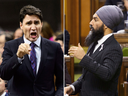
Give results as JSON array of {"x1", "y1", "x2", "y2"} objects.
[
  {"x1": 1, "y1": 92, "x2": 6, "y2": 96},
  {"x1": 23, "y1": 35, "x2": 41, "y2": 47},
  {"x1": 97, "y1": 33, "x2": 113, "y2": 45}
]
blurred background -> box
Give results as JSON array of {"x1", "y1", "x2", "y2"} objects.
[{"x1": 0, "y1": 0, "x2": 61, "y2": 32}]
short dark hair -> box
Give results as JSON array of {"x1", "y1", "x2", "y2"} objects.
[
  {"x1": 19, "y1": 5, "x2": 43, "y2": 23},
  {"x1": 55, "y1": 33, "x2": 63, "y2": 41}
]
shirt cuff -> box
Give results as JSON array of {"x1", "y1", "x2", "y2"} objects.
[
  {"x1": 18, "y1": 56, "x2": 24, "y2": 64},
  {"x1": 70, "y1": 85, "x2": 75, "y2": 92}
]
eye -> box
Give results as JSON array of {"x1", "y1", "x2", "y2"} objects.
[
  {"x1": 94, "y1": 18, "x2": 97, "y2": 22},
  {"x1": 34, "y1": 21, "x2": 39, "y2": 25},
  {"x1": 26, "y1": 21, "x2": 32, "y2": 25},
  {"x1": 93, "y1": 17, "x2": 98, "y2": 22}
]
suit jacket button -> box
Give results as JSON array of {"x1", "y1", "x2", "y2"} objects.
[{"x1": 94, "y1": 61, "x2": 97, "y2": 63}]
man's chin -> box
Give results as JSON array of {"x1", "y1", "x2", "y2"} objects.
[{"x1": 28, "y1": 38, "x2": 38, "y2": 42}]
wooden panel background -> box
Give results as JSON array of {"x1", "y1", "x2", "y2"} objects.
[
  {"x1": 64, "y1": 0, "x2": 105, "y2": 46},
  {"x1": 65, "y1": 0, "x2": 80, "y2": 46},
  {"x1": 80, "y1": 0, "x2": 91, "y2": 46}
]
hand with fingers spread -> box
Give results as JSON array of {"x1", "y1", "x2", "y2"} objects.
[
  {"x1": 68, "y1": 43, "x2": 85, "y2": 60},
  {"x1": 16, "y1": 43, "x2": 31, "y2": 58}
]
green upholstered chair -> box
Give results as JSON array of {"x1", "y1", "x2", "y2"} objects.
[
  {"x1": 74, "y1": 47, "x2": 88, "y2": 81},
  {"x1": 122, "y1": 47, "x2": 128, "y2": 56}
]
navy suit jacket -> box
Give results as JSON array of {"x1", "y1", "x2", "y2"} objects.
[
  {"x1": 0, "y1": 36, "x2": 63, "y2": 96},
  {"x1": 72, "y1": 35, "x2": 123, "y2": 96}
]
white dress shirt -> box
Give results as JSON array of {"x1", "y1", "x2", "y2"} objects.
[
  {"x1": 93, "y1": 33, "x2": 113, "y2": 53},
  {"x1": 18, "y1": 35, "x2": 41, "y2": 74},
  {"x1": 1, "y1": 91, "x2": 6, "y2": 96}
]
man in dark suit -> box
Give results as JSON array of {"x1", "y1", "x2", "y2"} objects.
[
  {"x1": 64, "y1": 5, "x2": 123, "y2": 96},
  {"x1": 0, "y1": 5, "x2": 63, "y2": 96}
]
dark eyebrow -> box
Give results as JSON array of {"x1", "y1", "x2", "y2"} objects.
[
  {"x1": 93, "y1": 17, "x2": 99, "y2": 21},
  {"x1": 26, "y1": 20, "x2": 32, "y2": 24}
]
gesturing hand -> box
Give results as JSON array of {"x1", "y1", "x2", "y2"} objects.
[
  {"x1": 64, "y1": 86, "x2": 73, "y2": 95},
  {"x1": 17, "y1": 43, "x2": 31, "y2": 58},
  {"x1": 68, "y1": 43, "x2": 85, "y2": 60}
]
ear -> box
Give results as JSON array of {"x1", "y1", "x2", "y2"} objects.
[
  {"x1": 20, "y1": 22, "x2": 23, "y2": 29},
  {"x1": 41, "y1": 22, "x2": 43, "y2": 27},
  {"x1": 104, "y1": 24, "x2": 107, "y2": 29}
]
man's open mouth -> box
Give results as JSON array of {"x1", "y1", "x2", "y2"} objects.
[{"x1": 30, "y1": 32, "x2": 37, "y2": 38}]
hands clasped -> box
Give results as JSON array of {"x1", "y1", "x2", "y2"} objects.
[
  {"x1": 68, "y1": 43, "x2": 85, "y2": 60},
  {"x1": 17, "y1": 43, "x2": 31, "y2": 58}
]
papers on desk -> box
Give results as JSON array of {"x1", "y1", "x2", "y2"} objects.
[{"x1": 117, "y1": 29, "x2": 125, "y2": 33}]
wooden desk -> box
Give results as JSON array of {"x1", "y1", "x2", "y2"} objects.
[
  {"x1": 114, "y1": 33, "x2": 128, "y2": 48},
  {"x1": 114, "y1": 33, "x2": 128, "y2": 96},
  {"x1": 65, "y1": 56, "x2": 79, "y2": 96},
  {"x1": 65, "y1": 55, "x2": 74, "y2": 83},
  {"x1": 118, "y1": 57, "x2": 128, "y2": 96},
  {"x1": 114, "y1": 33, "x2": 128, "y2": 44}
]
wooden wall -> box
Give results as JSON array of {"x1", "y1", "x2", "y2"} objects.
[
  {"x1": 80, "y1": 0, "x2": 91, "y2": 46},
  {"x1": 64, "y1": 0, "x2": 80, "y2": 46},
  {"x1": 64, "y1": 0, "x2": 105, "y2": 46}
]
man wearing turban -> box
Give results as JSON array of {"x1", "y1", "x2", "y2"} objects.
[{"x1": 64, "y1": 5, "x2": 123, "y2": 96}]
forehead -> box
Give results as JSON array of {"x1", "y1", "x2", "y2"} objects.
[
  {"x1": 0, "y1": 35, "x2": 5, "y2": 42},
  {"x1": 93, "y1": 13, "x2": 103, "y2": 23},
  {"x1": 124, "y1": 0, "x2": 128, "y2": 1},
  {"x1": 23, "y1": 15, "x2": 41, "y2": 22},
  {"x1": 0, "y1": 78, "x2": 4, "y2": 82}
]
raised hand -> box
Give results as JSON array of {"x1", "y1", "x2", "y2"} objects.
[
  {"x1": 17, "y1": 43, "x2": 31, "y2": 58},
  {"x1": 68, "y1": 43, "x2": 85, "y2": 60}
]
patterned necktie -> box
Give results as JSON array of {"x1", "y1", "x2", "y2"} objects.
[{"x1": 30, "y1": 42, "x2": 37, "y2": 76}]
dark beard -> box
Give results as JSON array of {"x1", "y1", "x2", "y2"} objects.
[{"x1": 85, "y1": 24, "x2": 104, "y2": 46}]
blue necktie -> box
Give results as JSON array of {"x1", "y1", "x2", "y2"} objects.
[
  {"x1": 30, "y1": 42, "x2": 37, "y2": 76},
  {"x1": 5, "y1": 92, "x2": 9, "y2": 96}
]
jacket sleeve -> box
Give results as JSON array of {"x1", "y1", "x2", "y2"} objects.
[
  {"x1": 79, "y1": 45, "x2": 123, "y2": 82},
  {"x1": 0, "y1": 42, "x2": 21, "y2": 80},
  {"x1": 71, "y1": 74, "x2": 83, "y2": 94}
]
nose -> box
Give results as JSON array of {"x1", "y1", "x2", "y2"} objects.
[
  {"x1": 89, "y1": 19, "x2": 93, "y2": 25},
  {"x1": 31, "y1": 24, "x2": 36, "y2": 30}
]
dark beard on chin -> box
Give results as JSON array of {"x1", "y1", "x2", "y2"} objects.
[{"x1": 85, "y1": 24, "x2": 104, "y2": 46}]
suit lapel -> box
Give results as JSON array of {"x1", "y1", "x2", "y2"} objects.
[
  {"x1": 86, "y1": 43, "x2": 94, "y2": 55},
  {"x1": 91, "y1": 35, "x2": 114, "y2": 58},
  {"x1": 36, "y1": 37, "x2": 48, "y2": 79},
  {"x1": 24, "y1": 55, "x2": 35, "y2": 78},
  {"x1": 91, "y1": 44, "x2": 104, "y2": 58}
]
